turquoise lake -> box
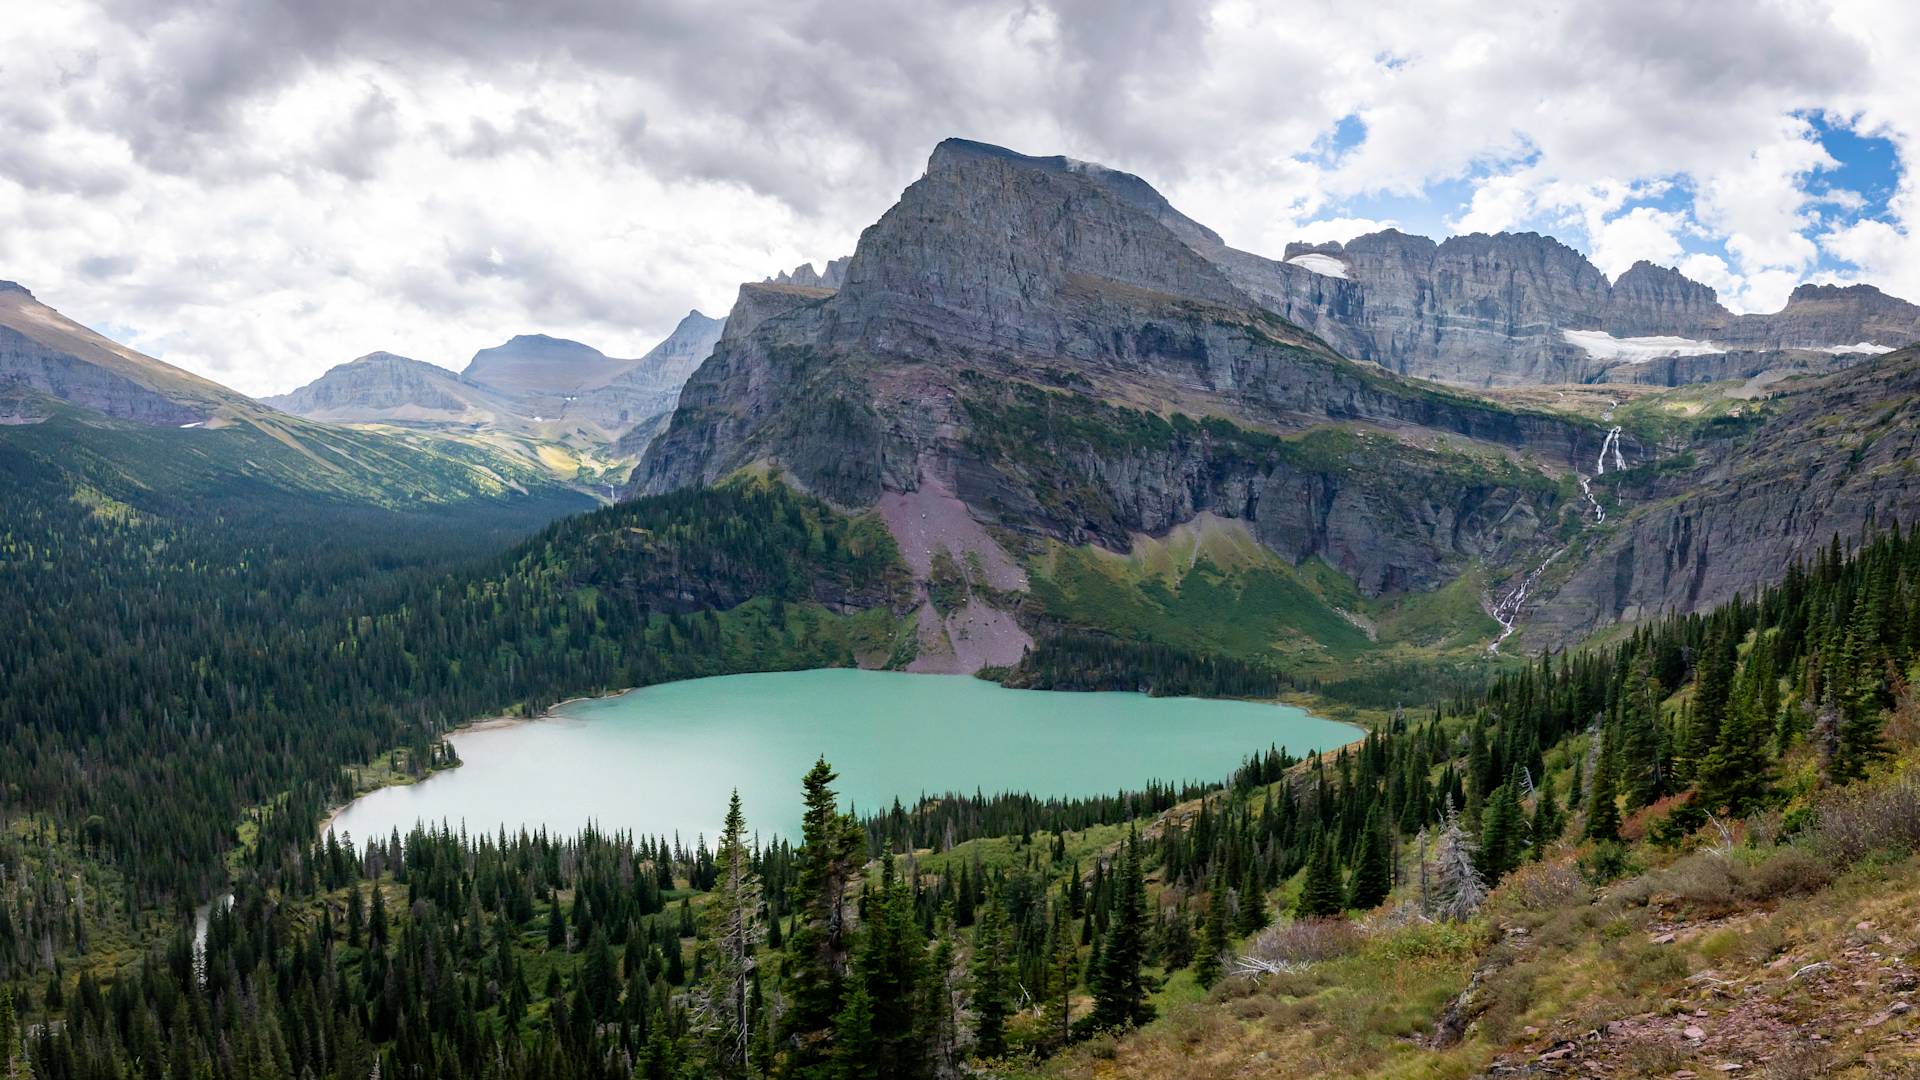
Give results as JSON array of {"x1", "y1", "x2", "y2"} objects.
[{"x1": 324, "y1": 669, "x2": 1360, "y2": 846}]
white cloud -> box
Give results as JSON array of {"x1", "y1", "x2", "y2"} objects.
[
  {"x1": 1290, "y1": 217, "x2": 1402, "y2": 245},
  {"x1": 0, "y1": 0, "x2": 1917, "y2": 393}
]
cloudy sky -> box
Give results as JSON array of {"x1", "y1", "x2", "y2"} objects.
[{"x1": 3, "y1": 0, "x2": 1917, "y2": 396}]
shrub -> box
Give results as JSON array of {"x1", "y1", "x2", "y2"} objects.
[
  {"x1": 1487, "y1": 859, "x2": 1591, "y2": 916},
  {"x1": 1656, "y1": 852, "x2": 1744, "y2": 911},
  {"x1": 1580, "y1": 840, "x2": 1639, "y2": 886},
  {"x1": 1778, "y1": 805, "x2": 1817, "y2": 839},
  {"x1": 1239, "y1": 917, "x2": 1362, "y2": 966},
  {"x1": 1740, "y1": 846, "x2": 1833, "y2": 901},
  {"x1": 1616, "y1": 938, "x2": 1691, "y2": 993},
  {"x1": 1812, "y1": 780, "x2": 1920, "y2": 864},
  {"x1": 1367, "y1": 920, "x2": 1477, "y2": 963}
]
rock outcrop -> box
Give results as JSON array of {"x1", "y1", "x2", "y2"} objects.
[
  {"x1": 768, "y1": 257, "x2": 851, "y2": 290},
  {"x1": 559, "y1": 310, "x2": 725, "y2": 439}
]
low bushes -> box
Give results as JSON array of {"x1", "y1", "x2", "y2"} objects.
[
  {"x1": 1238, "y1": 917, "x2": 1363, "y2": 966},
  {"x1": 1487, "y1": 858, "x2": 1591, "y2": 917},
  {"x1": 1606, "y1": 846, "x2": 1834, "y2": 915},
  {"x1": 1810, "y1": 779, "x2": 1920, "y2": 865}
]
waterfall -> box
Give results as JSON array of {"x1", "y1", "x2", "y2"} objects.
[{"x1": 1595, "y1": 426, "x2": 1626, "y2": 475}]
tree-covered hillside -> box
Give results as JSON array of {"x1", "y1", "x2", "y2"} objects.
[{"x1": 0, "y1": 410, "x2": 912, "y2": 911}]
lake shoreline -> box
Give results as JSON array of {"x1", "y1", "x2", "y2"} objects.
[
  {"x1": 316, "y1": 687, "x2": 636, "y2": 839},
  {"x1": 317, "y1": 670, "x2": 1368, "y2": 843}
]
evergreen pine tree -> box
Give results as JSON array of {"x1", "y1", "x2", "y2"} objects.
[
  {"x1": 1584, "y1": 731, "x2": 1621, "y2": 842},
  {"x1": 1194, "y1": 868, "x2": 1231, "y2": 989},
  {"x1": 1294, "y1": 834, "x2": 1344, "y2": 919},
  {"x1": 968, "y1": 888, "x2": 1013, "y2": 1059},
  {"x1": 830, "y1": 982, "x2": 880, "y2": 1080},
  {"x1": 1234, "y1": 863, "x2": 1271, "y2": 935},
  {"x1": 1695, "y1": 665, "x2": 1772, "y2": 815},
  {"x1": 1475, "y1": 771, "x2": 1526, "y2": 885},
  {"x1": 1041, "y1": 905, "x2": 1078, "y2": 1051},
  {"x1": 1832, "y1": 612, "x2": 1889, "y2": 782},
  {"x1": 1089, "y1": 826, "x2": 1153, "y2": 1030},
  {"x1": 1346, "y1": 806, "x2": 1393, "y2": 911},
  {"x1": 787, "y1": 758, "x2": 864, "y2": 1067},
  {"x1": 581, "y1": 927, "x2": 617, "y2": 1021},
  {"x1": 698, "y1": 790, "x2": 760, "y2": 1078},
  {"x1": 1619, "y1": 651, "x2": 1666, "y2": 807},
  {"x1": 1689, "y1": 625, "x2": 1737, "y2": 767},
  {"x1": 1530, "y1": 774, "x2": 1561, "y2": 854}
]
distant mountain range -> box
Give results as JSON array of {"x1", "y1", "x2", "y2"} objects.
[
  {"x1": 0, "y1": 280, "x2": 596, "y2": 514},
  {"x1": 1259, "y1": 231, "x2": 1912, "y2": 385},
  {"x1": 271, "y1": 316, "x2": 728, "y2": 428}
]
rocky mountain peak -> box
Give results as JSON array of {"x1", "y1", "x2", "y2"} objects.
[
  {"x1": 769, "y1": 258, "x2": 851, "y2": 290},
  {"x1": 461, "y1": 333, "x2": 629, "y2": 395},
  {"x1": 1603, "y1": 260, "x2": 1724, "y2": 337},
  {"x1": 925, "y1": 138, "x2": 1226, "y2": 251},
  {"x1": 1783, "y1": 282, "x2": 1894, "y2": 307},
  {"x1": 0, "y1": 280, "x2": 32, "y2": 298},
  {"x1": 348, "y1": 350, "x2": 421, "y2": 367},
  {"x1": 1340, "y1": 229, "x2": 1439, "y2": 259},
  {"x1": 825, "y1": 136, "x2": 1247, "y2": 360},
  {"x1": 1282, "y1": 240, "x2": 1345, "y2": 260}
]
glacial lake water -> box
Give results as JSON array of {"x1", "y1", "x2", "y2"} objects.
[{"x1": 324, "y1": 669, "x2": 1360, "y2": 846}]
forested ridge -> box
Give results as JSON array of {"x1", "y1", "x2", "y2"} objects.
[{"x1": 0, "y1": 437, "x2": 912, "y2": 914}]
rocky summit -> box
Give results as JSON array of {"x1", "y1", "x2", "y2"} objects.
[{"x1": 459, "y1": 333, "x2": 641, "y2": 396}]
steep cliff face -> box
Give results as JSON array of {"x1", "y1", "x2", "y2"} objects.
[
  {"x1": 0, "y1": 281, "x2": 250, "y2": 426},
  {"x1": 1604, "y1": 262, "x2": 1725, "y2": 337},
  {"x1": 1721, "y1": 284, "x2": 1920, "y2": 350},
  {"x1": 638, "y1": 139, "x2": 1612, "y2": 618},
  {"x1": 1523, "y1": 346, "x2": 1920, "y2": 646},
  {"x1": 1217, "y1": 233, "x2": 1920, "y2": 387}
]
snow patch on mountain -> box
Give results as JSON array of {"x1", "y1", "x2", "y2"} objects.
[
  {"x1": 1562, "y1": 329, "x2": 1723, "y2": 362},
  {"x1": 1815, "y1": 342, "x2": 1896, "y2": 355},
  {"x1": 1285, "y1": 253, "x2": 1349, "y2": 279}
]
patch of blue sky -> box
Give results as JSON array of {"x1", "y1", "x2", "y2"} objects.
[
  {"x1": 1805, "y1": 111, "x2": 1898, "y2": 224},
  {"x1": 1290, "y1": 110, "x2": 1903, "y2": 285}
]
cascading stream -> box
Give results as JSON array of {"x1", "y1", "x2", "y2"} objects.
[{"x1": 1490, "y1": 425, "x2": 1627, "y2": 652}]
